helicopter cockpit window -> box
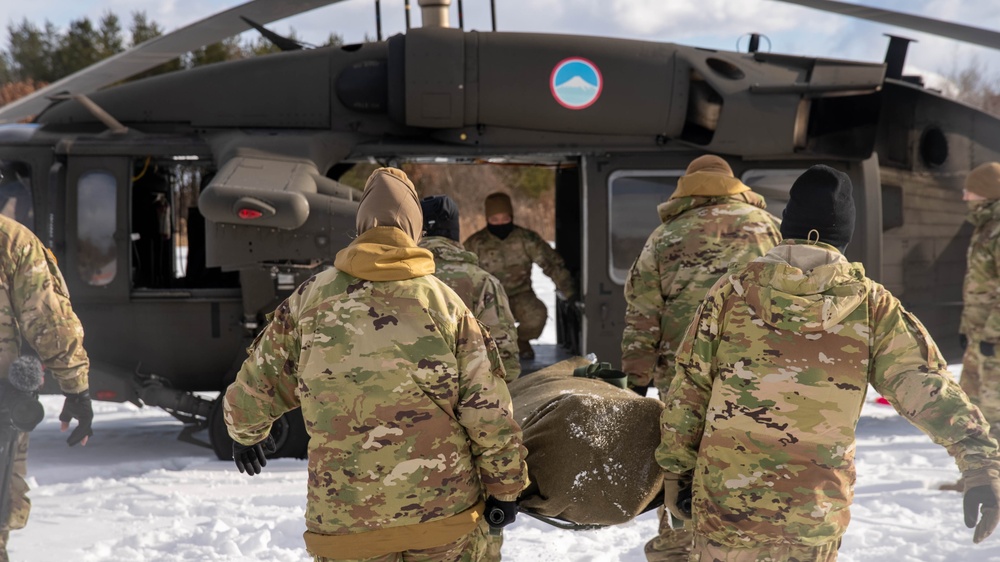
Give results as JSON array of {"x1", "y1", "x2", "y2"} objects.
[
  {"x1": 0, "y1": 161, "x2": 34, "y2": 230},
  {"x1": 607, "y1": 171, "x2": 683, "y2": 284},
  {"x1": 77, "y1": 171, "x2": 118, "y2": 286},
  {"x1": 740, "y1": 169, "x2": 806, "y2": 219}
]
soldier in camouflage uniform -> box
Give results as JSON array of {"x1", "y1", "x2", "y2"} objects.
[
  {"x1": 655, "y1": 166, "x2": 1000, "y2": 561},
  {"x1": 224, "y1": 168, "x2": 528, "y2": 562},
  {"x1": 464, "y1": 192, "x2": 575, "y2": 360},
  {"x1": 622, "y1": 155, "x2": 781, "y2": 399},
  {"x1": 0, "y1": 214, "x2": 93, "y2": 561},
  {"x1": 419, "y1": 195, "x2": 520, "y2": 382},
  {"x1": 960, "y1": 162, "x2": 1000, "y2": 436}
]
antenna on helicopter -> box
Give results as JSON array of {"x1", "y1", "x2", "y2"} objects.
[
  {"x1": 375, "y1": 0, "x2": 384, "y2": 40},
  {"x1": 458, "y1": 0, "x2": 465, "y2": 30},
  {"x1": 405, "y1": 0, "x2": 412, "y2": 29},
  {"x1": 491, "y1": 0, "x2": 497, "y2": 31},
  {"x1": 738, "y1": 33, "x2": 771, "y2": 53},
  {"x1": 883, "y1": 35, "x2": 915, "y2": 81}
]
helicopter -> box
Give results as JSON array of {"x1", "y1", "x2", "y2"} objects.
[{"x1": 0, "y1": 0, "x2": 997, "y2": 459}]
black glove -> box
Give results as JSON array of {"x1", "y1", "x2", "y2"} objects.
[
  {"x1": 485, "y1": 496, "x2": 518, "y2": 530},
  {"x1": 960, "y1": 334, "x2": 969, "y2": 351},
  {"x1": 965, "y1": 482, "x2": 1000, "y2": 544},
  {"x1": 233, "y1": 435, "x2": 276, "y2": 476},
  {"x1": 628, "y1": 382, "x2": 650, "y2": 397},
  {"x1": 58, "y1": 390, "x2": 93, "y2": 446}
]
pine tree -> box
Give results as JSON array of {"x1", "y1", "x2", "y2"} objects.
[
  {"x1": 128, "y1": 10, "x2": 182, "y2": 79},
  {"x1": 6, "y1": 19, "x2": 59, "y2": 82}
]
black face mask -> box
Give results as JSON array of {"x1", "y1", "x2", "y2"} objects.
[{"x1": 487, "y1": 222, "x2": 514, "y2": 240}]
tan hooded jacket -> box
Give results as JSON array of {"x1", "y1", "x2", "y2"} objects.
[{"x1": 225, "y1": 168, "x2": 527, "y2": 558}]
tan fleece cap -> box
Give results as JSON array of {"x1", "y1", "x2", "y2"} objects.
[
  {"x1": 485, "y1": 192, "x2": 513, "y2": 218},
  {"x1": 966, "y1": 162, "x2": 1000, "y2": 200},
  {"x1": 356, "y1": 167, "x2": 423, "y2": 242},
  {"x1": 685, "y1": 155, "x2": 734, "y2": 177}
]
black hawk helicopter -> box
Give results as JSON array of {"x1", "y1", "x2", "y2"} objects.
[{"x1": 0, "y1": 0, "x2": 996, "y2": 458}]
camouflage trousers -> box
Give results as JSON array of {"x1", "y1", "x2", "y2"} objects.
[
  {"x1": 690, "y1": 535, "x2": 840, "y2": 562},
  {"x1": 509, "y1": 292, "x2": 547, "y2": 342},
  {"x1": 961, "y1": 339, "x2": 1000, "y2": 429},
  {"x1": 483, "y1": 530, "x2": 502, "y2": 561},
  {"x1": 0, "y1": 432, "x2": 30, "y2": 562},
  {"x1": 317, "y1": 519, "x2": 489, "y2": 562},
  {"x1": 644, "y1": 506, "x2": 692, "y2": 562}
]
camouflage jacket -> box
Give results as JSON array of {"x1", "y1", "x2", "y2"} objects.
[
  {"x1": 622, "y1": 192, "x2": 780, "y2": 393},
  {"x1": 657, "y1": 240, "x2": 999, "y2": 548},
  {"x1": 464, "y1": 225, "x2": 575, "y2": 299},
  {"x1": 0, "y1": 215, "x2": 88, "y2": 393},
  {"x1": 961, "y1": 200, "x2": 1000, "y2": 340},
  {"x1": 224, "y1": 227, "x2": 528, "y2": 537},
  {"x1": 419, "y1": 236, "x2": 521, "y2": 381}
]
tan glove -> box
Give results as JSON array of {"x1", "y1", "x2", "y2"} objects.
[
  {"x1": 663, "y1": 472, "x2": 693, "y2": 522},
  {"x1": 963, "y1": 466, "x2": 1000, "y2": 543}
]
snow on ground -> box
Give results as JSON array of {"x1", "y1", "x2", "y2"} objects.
[{"x1": 9, "y1": 269, "x2": 1000, "y2": 560}]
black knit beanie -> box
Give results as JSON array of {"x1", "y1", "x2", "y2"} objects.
[
  {"x1": 420, "y1": 195, "x2": 461, "y2": 241},
  {"x1": 781, "y1": 165, "x2": 855, "y2": 252}
]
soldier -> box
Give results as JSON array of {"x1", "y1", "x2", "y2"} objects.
[
  {"x1": 655, "y1": 165, "x2": 1000, "y2": 561},
  {"x1": 464, "y1": 192, "x2": 575, "y2": 361},
  {"x1": 419, "y1": 195, "x2": 521, "y2": 382},
  {"x1": 960, "y1": 162, "x2": 1000, "y2": 435},
  {"x1": 624, "y1": 155, "x2": 780, "y2": 562},
  {"x1": 0, "y1": 214, "x2": 93, "y2": 561},
  {"x1": 224, "y1": 168, "x2": 528, "y2": 562},
  {"x1": 622, "y1": 154, "x2": 781, "y2": 399}
]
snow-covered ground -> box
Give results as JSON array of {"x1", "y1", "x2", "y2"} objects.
[{"x1": 9, "y1": 268, "x2": 1000, "y2": 560}]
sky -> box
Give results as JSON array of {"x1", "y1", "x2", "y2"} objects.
[{"x1": 1, "y1": 0, "x2": 1000, "y2": 86}]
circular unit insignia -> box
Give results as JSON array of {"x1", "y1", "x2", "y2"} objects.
[{"x1": 550, "y1": 57, "x2": 603, "y2": 110}]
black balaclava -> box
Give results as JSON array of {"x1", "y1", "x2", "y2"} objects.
[
  {"x1": 420, "y1": 195, "x2": 461, "y2": 242},
  {"x1": 484, "y1": 192, "x2": 515, "y2": 240},
  {"x1": 487, "y1": 222, "x2": 514, "y2": 240},
  {"x1": 781, "y1": 165, "x2": 856, "y2": 252}
]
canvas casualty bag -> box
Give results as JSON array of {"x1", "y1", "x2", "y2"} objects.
[{"x1": 507, "y1": 357, "x2": 664, "y2": 525}]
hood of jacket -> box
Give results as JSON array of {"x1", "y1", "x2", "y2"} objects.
[
  {"x1": 968, "y1": 199, "x2": 1000, "y2": 228},
  {"x1": 418, "y1": 236, "x2": 480, "y2": 267},
  {"x1": 657, "y1": 190, "x2": 768, "y2": 223},
  {"x1": 356, "y1": 167, "x2": 423, "y2": 243},
  {"x1": 733, "y1": 240, "x2": 869, "y2": 333},
  {"x1": 334, "y1": 226, "x2": 435, "y2": 281}
]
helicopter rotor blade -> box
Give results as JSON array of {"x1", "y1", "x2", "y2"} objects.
[
  {"x1": 240, "y1": 16, "x2": 310, "y2": 51},
  {"x1": 0, "y1": 0, "x2": 351, "y2": 124},
  {"x1": 771, "y1": 0, "x2": 1000, "y2": 51}
]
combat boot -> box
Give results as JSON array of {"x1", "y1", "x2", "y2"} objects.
[{"x1": 517, "y1": 339, "x2": 535, "y2": 360}]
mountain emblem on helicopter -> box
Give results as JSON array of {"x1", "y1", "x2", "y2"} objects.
[{"x1": 550, "y1": 57, "x2": 603, "y2": 110}]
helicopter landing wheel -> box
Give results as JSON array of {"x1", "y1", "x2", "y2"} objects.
[{"x1": 208, "y1": 395, "x2": 310, "y2": 461}]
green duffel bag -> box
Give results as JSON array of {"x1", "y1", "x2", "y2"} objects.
[{"x1": 508, "y1": 357, "x2": 664, "y2": 526}]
